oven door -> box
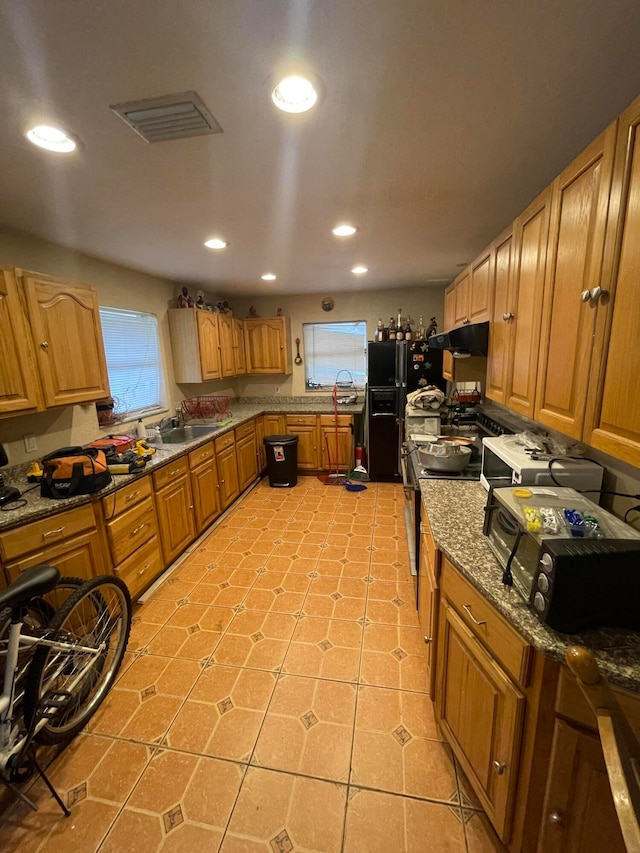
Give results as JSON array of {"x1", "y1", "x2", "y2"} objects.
[
  {"x1": 484, "y1": 501, "x2": 539, "y2": 599},
  {"x1": 480, "y1": 443, "x2": 515, "y2": 491}
]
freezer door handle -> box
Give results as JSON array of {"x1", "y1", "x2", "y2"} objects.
[{"x1": 371, "y1": 412, "x2": 396, "y2": 417}]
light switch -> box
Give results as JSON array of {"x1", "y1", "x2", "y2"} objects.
[{"x1": 24, "y1": 434, "x2": 38, "y2": 453}]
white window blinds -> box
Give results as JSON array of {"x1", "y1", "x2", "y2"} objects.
[
  {"x1": 99, "y1": 307, "x2": 164, "y2": 416},
  {"x1": 303, "y1": 321, "x2": 367, "y2": 389}
]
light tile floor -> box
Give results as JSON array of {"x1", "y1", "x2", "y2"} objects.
[{"x1": 0, "y1": 477, "x2": 505, "y2": 852}]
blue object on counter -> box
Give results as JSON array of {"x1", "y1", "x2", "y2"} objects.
[{"x1": 564, "y1": 508, "x2": 585, "y2": 537}]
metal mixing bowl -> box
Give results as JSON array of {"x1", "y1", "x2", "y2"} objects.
[{"x1": 418, "y1": 445, "x2": 472, "y2": 472}]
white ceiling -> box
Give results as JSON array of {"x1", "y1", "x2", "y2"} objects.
[{"x1": 1, "y1": 0, "x2": 640, "y2": 296}]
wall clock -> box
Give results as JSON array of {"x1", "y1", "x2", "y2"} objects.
[{"x1": 321, "y1": 297, "x2": 334, "y2": 312}]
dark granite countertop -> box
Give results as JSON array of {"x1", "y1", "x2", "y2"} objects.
[
  {"x1": 419, "y1": 479, "x2": 640, "y2": 692},
  {"x1": 0, "y1": 398, "x2": 364, "y2": 532}
]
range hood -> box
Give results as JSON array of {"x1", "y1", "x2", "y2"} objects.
[{"x1": 427, "y1": 321, "x2": 489, "y2": 357}]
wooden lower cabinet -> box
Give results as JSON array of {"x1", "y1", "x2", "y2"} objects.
[
  {"x1": 255, "y1": 416, "x2": 266, "y2": 472},
  {"x1": 263, "y1": 414, "x2": 286, "y2": 435},
  {"x1": 236, "y1": 421, "x2": 258, "y2": 491},
  {"x1": 436, "y1": 600, "x2": 525, "y2": 840},
  {"x1": 418, "y1": 512, "x2": 439, "y2": 696},
  {"x1": 285, "y1": 416, "x2": 319, "y2": 471},
  {"x1": 153, "y1": 472, "x2": 195, "y2": 566},
  {"x1": 537, "y1": 719, "x2": 626, "y2": 853},
  {"x1": 190, "y1": 457, "x2": 221, "y2": 534},
  {"x1": 319, "y1": 415, "x2": 353, "y2": 472},
  {"x1": 215, "y1": 433, "x2": 240, "y2": 510},
  {"x1": 3, "y1": 529, "x2": 107, "y2": 585}
]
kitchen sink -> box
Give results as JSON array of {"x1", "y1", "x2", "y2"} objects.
[{"x1": 156, "y1": 424, "x2": 220, "y2": 444}]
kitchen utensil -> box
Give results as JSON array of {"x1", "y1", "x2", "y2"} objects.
[
  {"x1": 418, "y1": 445, "x2": 472, "y2": 472},
  {"x1": 294, "y1": 338, "x2": 302, "y2": 364}
]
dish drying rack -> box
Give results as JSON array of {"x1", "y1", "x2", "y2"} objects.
[{"x1": 181, "y1": 395, "x2": 232, "y2": 422}]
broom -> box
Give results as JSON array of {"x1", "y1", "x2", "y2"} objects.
[{"x1": 317, "y1": 386, "x2": 347, "y2": 485}]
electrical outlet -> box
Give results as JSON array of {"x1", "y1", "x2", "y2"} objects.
[
  {"x1": 275, "y1": 386, "x2": 281, "y2": 394},
  {"x1": 24, "y1": 434, "x2": 37, "y2": 453}
]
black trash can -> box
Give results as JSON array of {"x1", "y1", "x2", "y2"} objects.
[{"x1": 264, "y1": 434, "x2": 298, "y2": 487}]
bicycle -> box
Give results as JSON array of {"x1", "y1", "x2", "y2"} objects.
[{"x1": 0, "y1": 564, "x2": 132, "y2": 816}]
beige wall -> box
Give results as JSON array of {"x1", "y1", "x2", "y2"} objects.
[{"x1": 229, "y1": 287, "x2": 446, "y2": 397}]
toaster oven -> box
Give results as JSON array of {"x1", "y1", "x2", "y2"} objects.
[{"x1": 483, "y1": 486, "x2": 640, "y2": 633}]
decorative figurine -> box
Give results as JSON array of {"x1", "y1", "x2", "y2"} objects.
[
  {"x1": 427, "y1": 316, "x2": 438, "y2": 337},
  {"x1": 195, "y1": 290, "x2": 205, "y2": 310},
  {"x1": 177, "y1": 286, "x2": 189, "y2": 308},
  {"x1": 276, "y1": 307, "x2": 283, "y2": 317},
  {"x1": 247, "y1": 305, "x2": 259, "y2": 318}
]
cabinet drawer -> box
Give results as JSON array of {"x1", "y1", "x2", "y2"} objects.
[
  {"x1": 106, "y1": 496, "x2": 157, "y2": 566},
  {"x1": 152, "y1": 456, "x2": 189, "y2": 491},
  {"x1": 214, "y1": 431, "x2": 235, "y2": 453},
  {"x1": 235, "y1": 420, "x2": 255, "y2": 441},
  {"x1": 114, "y1": 534, "x2": 163, "y2": 601},
  {"x1": 0, "y1": 504, "x2": 96, "y2": 562},
  {"x1": 442, "y1": 558, "x2": 531, "y2": 686},
  {"x1": 319, "y1": 414, "x2": 352, "y2": 427},
  {"x1": 286, "y1": 414, "x2": 317, "y2": 427},
  {"x1": 102, "y1": 475, "x2": 152, "y2": 519},
  {"x1": 188, "y1": 441, "x2": 214, "y2": 469}
]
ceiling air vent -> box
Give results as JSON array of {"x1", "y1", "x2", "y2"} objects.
[{"x1": 109, "y1": 91, "x2": 222, "y2": 143}]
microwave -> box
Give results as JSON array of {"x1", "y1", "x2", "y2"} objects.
[
  {"x1": 480, "y1": 436, "x2": 604, "y2": 495},
  {"x1": 483, "y1": 486, "x2": 640, "y2": 633}
]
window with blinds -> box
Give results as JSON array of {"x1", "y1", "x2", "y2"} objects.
[
  {"x1": 99, "y1": 307, "x2": 165, "y2": 416},
  {"x1": 302, "y1": 321, "x2": 367, "y2": 389}
]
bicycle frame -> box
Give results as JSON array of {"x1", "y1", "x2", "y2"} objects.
[{"x1": 0, "y1": 617, "x2": 104, "y2": 770}]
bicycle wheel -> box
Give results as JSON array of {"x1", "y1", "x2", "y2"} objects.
[{"x1": 23, "y1": 576, "x2": 131, "y2": 745}]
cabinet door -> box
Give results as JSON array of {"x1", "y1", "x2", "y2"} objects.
[
  {"x1": 21, "y1": 271, "x2": 110, "y2": 408},
  {"x1": 418, "y1": 534, "x2": 438, "y2": 696},
  {"x1": 443, "y1": 283, "x2": 456, "y2": 381},
  {"x1": 154, "y1": 476, "x2": 195, "y2": 566},
  {"x1": 196, "y1": 311, "x2": 222, "y2": 380},
  {"x1": 244, "y1": 318, "x2": 289, "y2": 374},
  {"x1": 285, "y1": 420, "x2": 319, "y2": 470},
  {"x1": 218, "y1": 313, "x2": 235, "y2": 378},
  {"x1": 506, "y1": 188, "x2": 551, "y2": 418},
  {"x1": 191, "y1": 457, "x2": 221, "y2": 534},
  {"x1": 255, "y1": 416, "x2": 266, "y2": 471},
  {"x1": 0, "y1": 268, "x2": 43, "y2": 415},
  {"x1": 436, "y1": 601, "x2": 525, "y2": 840},
  {"x1": 486, "y1": 230, "x2": 513, "y2": 405},
  {"x1": 453, "y1": 270, "x2": 471, "y2": 326},
  {"x1": 233, "y1": 318, "x2": 246, "y2": 375},
  {"x1": 319, "y1": 419, "x2": 353, "y2": 472},
  {"x1": 4, "y1": 529, "x2": 107, "y2": 584},
  {"x1": 537, "y1": 719, "x2": 626, "y2": 853},
  {"x1": 469, "y1": 250, "x2": 492, "y2": 324},
  {"x1": 263, "y1": 414, "x2": 285, "y2": 435},
  {"x1": 237, "y1": 432, "x2": 258, "y2": 491},
  {"x1": 217, "y1": 444, "x2": 240, "y2": 509},
  {"x1": 587, "y1": 98, "x2": 640, "y2": 466},
  {"x1": 535, "y1": 126, "x2": 616, "y2": 439}
]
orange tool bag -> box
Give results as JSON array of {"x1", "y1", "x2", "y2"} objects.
[{"x1": 40, "y1": 447, "x2": 112, "y2": 499}]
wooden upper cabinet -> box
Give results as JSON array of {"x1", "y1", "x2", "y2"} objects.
[
  {"x1": 168, "y1": 309, "x2": 222, "y2": 382},
  {"x1": 453, "y1": 269, "x2": 471, "y2": 326},
  {"x1": 233, "y1": 318, "x2": 246, "y2": 375},
  {"x1": 535, "y1": 125, "x2": 616, "y2": 439},
  {"x1": 218, "y1": 313, "x2": 235, "y2": 378},
  {"x1": 505, "y1": 188, "x2": 552, "y2": 418},
  {"x1": 0, "y1": 268, "x2": 43, "y2": 415},
  {"x1": 469, "y1": 249, "x2": 492, "y2": 324},
  {"x1": 486, "y1": 229, "x2": 513, "y2": 405},
  {"x1": 244, "y1": 317, "x2": 291, "y2": 374},
  {"x1": 442, "y1": 283, "x2": 456, "y2": 381},
  {"x1": 20, "y1": 270, "x2": 110, "y2": 408},
  {"x1": 586, "y1": 97, "x2": 640, "y2": 466}
]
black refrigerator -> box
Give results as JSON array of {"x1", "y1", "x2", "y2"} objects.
[{"x1": 366, "y1": 341, "x2": 444, "y2": 480}]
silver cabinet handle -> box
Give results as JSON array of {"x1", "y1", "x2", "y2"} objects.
[
  {"x1": 40, "y1": 341, "x2": 49, "y2": 349},
  {"x1": 168, "y1": 468, "x2": 182, "y2": 477},
  {"x1": 137, "y1": 564, "x2": 150, "y2": 577},
  {"x1": 580, "y1": 289, "x2": 591, "y2": 303},
  {"x1": 42, "y1": 526, "x2": 64, "y2": 538},
  {"x1": 463, "y1": 604, "x2": 486, "y2": 625},
  {"x1": 548, "y1": 812, "x2": 563, "y2": 825},
  {"x1": 424, "y1": 636, "x2": 432, "y2": 644},
  {"x1": 493, "y1": 761, "x2": 506, "y2": 775},
  {"x1": 126, "y1": 490, "x2": 141, "y2": 501},
  {"x1": 590, "y1": 285, "x2": 608, "y2": 303},
  {"x1": 130, "y1": 523, "x2": 147, "y2": 537},
  {"x1": 502, "y1": 312, "x2": 514, "y2": 321}
]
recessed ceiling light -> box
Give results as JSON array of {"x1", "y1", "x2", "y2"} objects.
[
  {"x1": 272, "y1": 75, "x2": 318, "y2": 113},
  {"x1": 351, "y1": 266, "x2": 368, "y2": 275},
  {"x1": 26, "y1": 124, "x2": 77, "y2": 153},
  {"x1": 261, "y1": 273, "x2": 277, "y2": 281},
  {"x1": 332, "y1": 224, "x2": 358, "y2": 237},
  {"x1": 204, "y1": 238, "x2": 228, "y2": 250}
]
